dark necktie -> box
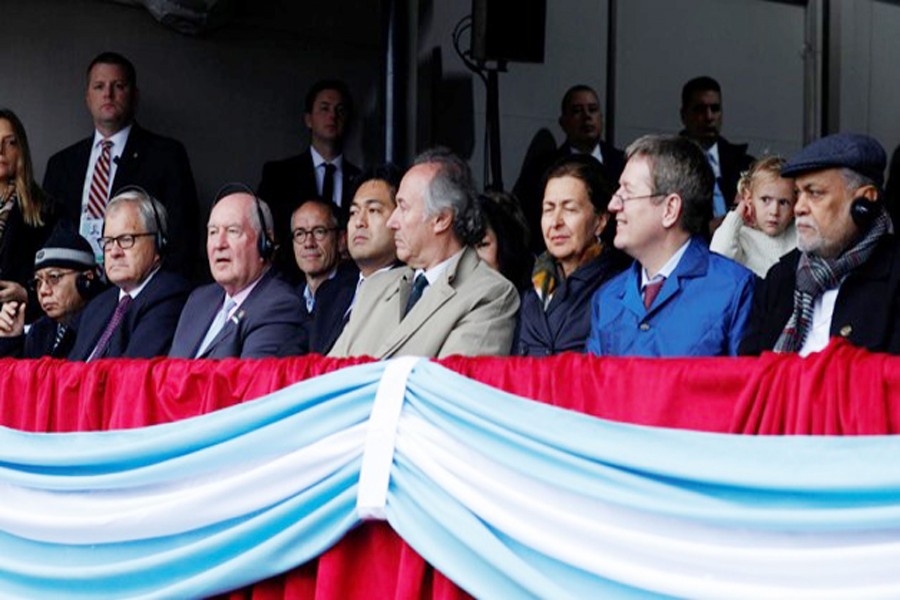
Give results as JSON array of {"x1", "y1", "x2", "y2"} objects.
[
  {"x1": 642, "y1": 277, "x2": 665, "y2": 310},
  {"x1": 404, "y1": 274, "x2": 429, "y2": 317},
  {"x1": 88, "y1": 294, "x2": 133, "y2": 361},
  {"x1": 321, "y1": 163, "x2": 336, "y2": 204},
  {"x1": 50, "y1": 323, "x2": 68, "y2": 357}
]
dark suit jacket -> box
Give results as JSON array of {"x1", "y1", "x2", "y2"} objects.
[
  {"x1": 513, "y1": 140, "x2": 624, "y2": 254},
  {"x1": 305, "y1": 261, "x2": 360, "y2": 355},
  {"x1": 42, "y1": 124, "x2": 199, "y2": 279},
  {"x1": 0, "y1": 315, "x2": 76, "y2": 359},
  {"x1": 257, "y1": 150, "x2": 361, "y2": 284},
  {"x1": 716, "y1": 136, "x2": 755, "y2": 206},
  {"x1": 514, "y1": 250, "x2": 624, "y2": 356},
  {"x1": 169, "y1": 269, "x2": 309, "y2": 359},
  {"x1": 739, "y1": 236, "x2": 900, "y2": 355},
  {"x1": 68, "y1": 270, "x2": 191, "y2": 360}
]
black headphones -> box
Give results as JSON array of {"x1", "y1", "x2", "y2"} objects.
[
  {"x1": 212, "y1": 183, "x2": 275, "y2": 260},
  {"x1": 105, "y1": 185, "x2": 169, "y2": 255},
  {"x1": 850, "y1": 196, "x2": 882, "y2": 229},
  {"x1": 75, "y1": 268, "x2": 104, "y2": 300}
]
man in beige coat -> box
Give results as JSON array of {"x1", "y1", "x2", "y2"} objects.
[{"x1": 329, "y1": 148, "x2": 520, "y2": 358}]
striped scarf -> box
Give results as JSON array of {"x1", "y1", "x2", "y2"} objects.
[
  {"x1": 774, "y1": 209, "x2": 891, "y2": 352},
  {"x1": 531, "y1": 241, "x2": 603, "y2": 311}
]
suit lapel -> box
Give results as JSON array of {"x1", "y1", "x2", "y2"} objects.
[
  {"x1": 110, "y1": 125, "x2": 144, "y2": 193},
  {"x1": 378, "y1": 261, "x2": 459, "y2": 358}
]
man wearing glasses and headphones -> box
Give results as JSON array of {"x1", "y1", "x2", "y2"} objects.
[
  {"x1": 68, "y1": 188, "x2": 191, "y2": 361},
  {"x1": 0, "y1": 225, "x2": 105, "y2": 357}
]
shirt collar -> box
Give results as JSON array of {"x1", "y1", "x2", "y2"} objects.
[
  {"x1": 415, "y1": 249, "x2": 463, "y2": 286},
  {"x1": 568, "y1": 142, "x2": 604, "y2": 164},
  {"x1": 118, "y1": 264, "x2": 159, "y2": 300},
  {"x1": 641, "y1": 238, "x2": 692, "y2": 289},
  {"x1": 93, "y1": 124, "x2": 132, "y2": 155},
  {"x1": 310, "y1": 146, "x2": 344, "y2": 170}
]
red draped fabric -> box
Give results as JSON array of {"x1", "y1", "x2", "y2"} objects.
[{"x1": 2, "y1": 340, "x2": 899, "y2": 598}]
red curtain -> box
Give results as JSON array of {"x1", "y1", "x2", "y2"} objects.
[{"x1": 2, "y1": 340, "x2": 898, "y2": 599}]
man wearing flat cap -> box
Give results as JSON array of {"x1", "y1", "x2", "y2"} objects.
[
  {"x1": 0, "y1": 225, "x2": 105, "y2": 358},
  {"x1": 740, "y1": 133, "x2": 900, "y2": 355}
]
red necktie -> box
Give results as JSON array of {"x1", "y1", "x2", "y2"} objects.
[
  {"x1": 88, "y1": 139, "x2": 114, "y2": 218},
  {"x1": 642, "y1": 278, "x2": 665, "y2": 310}
]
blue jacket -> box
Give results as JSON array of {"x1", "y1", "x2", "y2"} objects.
[{"x1": 586, "y1": 238, "x2": 755, "y2": 357}]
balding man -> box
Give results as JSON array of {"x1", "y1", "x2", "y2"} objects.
[
  {"x1": 329, "y1": 149, "x2": 520, "y2": 358},
  {"x1": 169, "y1": 187, "x2": 308, "y2": 358},
  {"x1": 740, "y1": 133, "x2": 900, "y2": 355}
]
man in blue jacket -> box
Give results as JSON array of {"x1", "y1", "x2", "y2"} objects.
[{"x1": 586, "y1": 134, "x2": 754, "y2": 357}]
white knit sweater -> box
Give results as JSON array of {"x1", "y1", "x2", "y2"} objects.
[{"x1": 710, "y1": 211, "x2": 797, "y2": 277}]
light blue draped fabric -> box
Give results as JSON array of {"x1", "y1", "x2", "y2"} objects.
[{"x1": 3, "y1": 358, "x2": 900, "y2": 598}]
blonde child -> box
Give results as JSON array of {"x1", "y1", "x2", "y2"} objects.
[{"x1": 711, "y1": 156, "x2": 797, "y2": 277}]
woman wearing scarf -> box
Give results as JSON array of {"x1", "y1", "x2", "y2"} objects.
[{"x1": 514, "y1": 154, "x2": 626, "y2": 356}]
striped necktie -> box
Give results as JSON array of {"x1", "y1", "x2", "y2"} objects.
[{"x1": 88, "y1": 139, "x2": 114, "y2": 218}]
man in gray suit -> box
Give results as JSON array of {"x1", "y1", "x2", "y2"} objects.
[
  {"x1": 169, "y1": 187, "x2": 308, "y2": 359},
  {"x1": 329, "y1": 148, "x2": 520, "y2": 359}
]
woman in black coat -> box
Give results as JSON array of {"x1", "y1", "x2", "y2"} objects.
[
  {"x1": 514, "y1": 154, "x2": 626, "y2": 356},
  {"x1": 0, "y1": 109, "x2": 56, "y2": 314}
]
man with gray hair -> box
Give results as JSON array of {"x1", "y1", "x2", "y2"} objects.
[
  {"x1": 740, "y1": 133, "x2": 900, "y2": 355},
  {"x1": 169, "y1": 185, "x2": 308, "y2": 359},
  {"x1": 68, "y1": 187, "x2": 191, "y2": 360},
  {"x1": 586, "y1": 134, "x2": 755, "y2": 356},
  {"x1": 329, "y1": 148, "x2": 520, "y2": 358}
]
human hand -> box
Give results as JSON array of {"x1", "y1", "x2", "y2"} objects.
[
  {"x1": 0, "y1": 301, "x2": 25, "y2": 337},
  {"x1": 737, "y1": 197, "x2": 756, "y2": 228},
  {"x1": 0, "y1": 280, "x2": 28, "y2": 304}
]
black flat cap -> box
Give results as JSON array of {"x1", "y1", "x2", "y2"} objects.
[{"x1": 781, "y1": 133, "x2": 886, "y2": 186}]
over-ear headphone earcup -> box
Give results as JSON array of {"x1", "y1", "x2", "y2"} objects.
[
  {"x1": 75, "y1": 272, "x2": 94, "y2": 299},
  {"x1": 850, "y1": 197, "x2": 879, "y2": 229}
]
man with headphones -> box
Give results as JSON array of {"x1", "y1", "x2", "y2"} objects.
[
  {"x1": 740, "y1": 133, "x2": 900, "y2": 355},
  {"x1": 0, "y1": 224, "x2": 105, "y2": 357},
  {"x1": 68, "y1": 188, "x2": 192, "y2": 360},
  {"x1": 169, "y1": 185, "x2": 308, "y2": 359}
]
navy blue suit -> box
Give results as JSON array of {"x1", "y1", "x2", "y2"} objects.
[
  {"x1": 0, "y1": 316, "x2": 76, "y2": 359},
  {"x1": 68, "y1": 270, "x2": 191, "y2": 360},
  {"x1": 305, "y1": 261, "x2": 360, "y2": 355},
  {"x1": 169, "y1": 269, "x2": 309, "y2": 359},
  {"x1": 515, "y1": 251, "x2": 624, "y2": 356},
  {"x1": 42, "y1": 124, "x2": 199, "y2": 279}
]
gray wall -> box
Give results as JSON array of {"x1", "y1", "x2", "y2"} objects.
[
  {"x1": 2, "y1": 0, "x2": 382, "y2": 217},
  {"x1": 5, "y1": 0, "x2": 899, "y2": 206}
]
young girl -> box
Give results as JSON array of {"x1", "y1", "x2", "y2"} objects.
[{"x1": 711, "y1": 156, "x2": 797, "y2": 277}]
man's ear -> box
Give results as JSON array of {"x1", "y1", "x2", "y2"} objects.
[
  {"x1": 304, "y1": 113, "x2": 312, "y2": 130},
  {"x1": 431, "y1": 210, "x2": 453, "y2": 234},
  {"x1": 856, "y1": 184, "x2": 880, "y2": 203},
  {"x1": 661, "y1": 193, "x2": 683, "y2": 229},
  {"x1": 594, "y1": 211, "x2": 610, "y2": 238},
  {"x1": 338, "y1": 230, "x2": 348, "y2": 254}
]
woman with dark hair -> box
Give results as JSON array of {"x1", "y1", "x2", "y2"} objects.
[
  {"x1": 514, "y1": 154, "x2": 625, "y2": 356},
  {"x1": 0, "y1": 109, "x2": 56, "y2": 309},
  {"x1": 475, "y1": 191, "x2": 533, "y2": 291}
]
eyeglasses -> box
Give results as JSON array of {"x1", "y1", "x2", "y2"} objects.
[
  {"x1": 292, "y1": 226, "x2": 338, "y2": 243},
  {"x1": 611, "y1": 192, "x2": 667, "y2": 205},
  {"x1": 99, "y1": 232, "x2": 156, "y2": 251},
  {"x1": 29, "y1": 270, "x2": 77, "y2": 291}
]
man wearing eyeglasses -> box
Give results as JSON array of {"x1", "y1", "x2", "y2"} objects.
[
  {"x1": 68, "y1": 189, "x2": 191, "y2": 361},
  {"x1": 585, "y1": 134, "x2": 755, "y2": 357},
  {"x1": 169, "y1": 188, "x2": 308, "y2": 359},
  {"x1": 289, "y1": 197, "x2": 359, "y2": 354},
  {"x1": 0, "y1": 226, "x2": 105, "y2": 358}
]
